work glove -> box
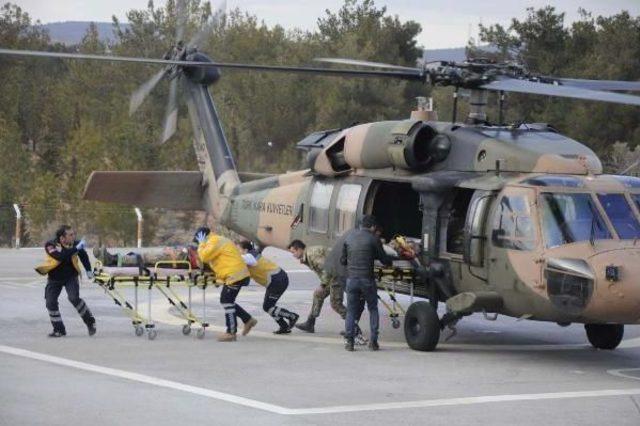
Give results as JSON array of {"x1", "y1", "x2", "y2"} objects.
[
  {"x1": 87, "y1": 271, "x2": 94, "y2": 280},
  {"x1": 194, "y1": 231, "x2": 207, "y2": 244},
  {"x1": 75, "y1": 239, "x2": 86, "y2": 250}
]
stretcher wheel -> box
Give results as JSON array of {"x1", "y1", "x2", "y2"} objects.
[
  {"x1": 135, "y1": 325, "x2": 144, "y2": 337},
  {"x1": 196, "y1": 328, "x2": 205, "y2": 339},
  {"x1": 182, "y1": 324, "x2": 192, "y2": 335},
  {"x1": 391, "y1": 318, "x2": 401, "y2": 329},
  {"x1": 147, "y1": 329, "x2": 158, "y2": 340}
]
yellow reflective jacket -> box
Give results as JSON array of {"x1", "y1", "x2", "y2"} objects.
[
  {"x1": 197, "y1": 234, "x2": 249, "y2": 285},
  {"x1": 247, "y1": 255, "x2": 281, "y2": 287},
  {"x1": 35, "y1": 252, "x2": 81, "y2": 276}
]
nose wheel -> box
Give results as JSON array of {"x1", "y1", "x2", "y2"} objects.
[
  {"x1": 585, "y1": 323, "x2": 624, "y2": 350},
  {"x1": 403, "y1": 301, "x2": 440, "y2": 351}
]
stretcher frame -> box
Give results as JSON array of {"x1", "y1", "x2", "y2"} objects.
[
  {"x1": 374, "y1": 262, "x2": 417, "y2": 329},
  {"x1": 93, "y1": 260, "x2": 218, "y2": 340}
]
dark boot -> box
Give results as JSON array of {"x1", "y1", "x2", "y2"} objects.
[
  {"x1": 48, "y1": 330, "x2": 66, "y2": 338},
  {"x1": 345, "y1": 338, "x2": 355, "y2": 352},
  {"x1": 87, "y1": 318, "x2": 96, "y2": 336},
  {"x1": 295, "y1": 317, "x2": 315, "y2": 333},
  {"x1": 287, "y1": 312, "x2": 299, "y2": 329},
  {"x1": 273, "y1": 318, "x2": 291, "y2": 334},
  {"x1": 368, "y1": 340, "x2": 379, "y2": 351}
]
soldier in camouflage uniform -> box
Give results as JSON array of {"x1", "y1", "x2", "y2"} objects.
[
  {"x1": 288, "y1": 239, "x2": 366, "y2": 342},
  {"x1": 288, "y1": 241, "x2": 344, "y2": 330}
]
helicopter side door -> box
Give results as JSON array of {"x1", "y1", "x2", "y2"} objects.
[
  {"x1": 486, "y1": 186, "x2": 545, "y2": 316},
  {"x1": 302, "y1": 176, "x2": 371, "y2": 248},
  {"x1": 440, "y1": 188, "x2": 487, "y2": 294}
]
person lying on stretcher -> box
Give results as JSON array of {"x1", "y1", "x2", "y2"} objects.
[
  {"x1": 92, "y1": 246, "x2": 205, "y2": 270},
  {"x1": 377, "y1": 236, "x2": 427, "y2": 281}
]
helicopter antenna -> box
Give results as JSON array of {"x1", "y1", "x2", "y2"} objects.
[
  {"x1": 451, "y1": 87, "x2": 459, "y2": 123},
  {"x1": 498, "y1": 91, "x2": 505, "y2": 125}
]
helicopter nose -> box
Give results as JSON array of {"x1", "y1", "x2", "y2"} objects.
[{"x1": 583, "y1": 248, "x2": 640, "y2": 323}]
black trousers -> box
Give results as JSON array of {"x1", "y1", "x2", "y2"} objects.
[
  {"x1": 220, "y1": 277, "x2": 252, "y2": 334},
  {"x1": 45, "y1": 276, "x2": 94, "y2": 332},
  {"x1": 263, "y1": 270, "x2": 297, "y2": 327}
]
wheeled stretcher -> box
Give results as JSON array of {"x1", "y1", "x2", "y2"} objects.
[
  {"x1": 92, "y1": 260, "x2": 218, "y2": 339},
  {"x1": 374, "y1": 259, "x2": 420, "y2": 329}
]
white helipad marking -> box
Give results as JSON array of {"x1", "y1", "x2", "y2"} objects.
[
  {"x1": 3, "y1": 344, "x2": 640, "y2": 415},
  {"x1": 608, "y1": 368, "x2": 640, "y2": 380},
  {"x1": 290, "y1": 388, "x2": 640, "y2": 415},
  {"x1": 0, "y1": 344, "x2": 292, "y2": 415}
]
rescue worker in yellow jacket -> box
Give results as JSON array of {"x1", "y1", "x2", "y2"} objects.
[
  {"x1": 238, "y1": 241, "x2": 299, "y2": 334},
  {"x1": 35, "y1": 225, "x2": 96, "y2": 337},
  {"x1": 195, "y1": 227, "x2": 257, "y2": 342}
]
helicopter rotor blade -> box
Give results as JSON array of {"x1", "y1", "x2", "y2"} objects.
[
  {"x1": 187, "y1": 0, "x2": 226, "y2": 49},
  {"x1": 129, "y1": 68, "x2": 166, "y2": 115},
  {"x1": 548, "y1": 77, "x2": 640, "y2": 92},
  {"x1": 0, "y1": 48, "x2": 424, "y2": 79},
  {"x1": 481, "y1": 77, "x2": 640, "y2": 106},
  {"x1": 159, "y1": 77, "x2": 179, "y2": 145},
  {"x1": 314, "y1": 57, "x2": 421, "y2": 72},
  {"x1": 0, "y1": 48, "x2": 426, "y2": 79}
]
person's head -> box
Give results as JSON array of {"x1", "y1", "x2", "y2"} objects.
[
  {"x1": 360, "y1": 215, "x2": 378, "y2": 232},
  {"x1": 193, "y1": 226, "x2": 211, "y2": 243},
  {"x1": 55, "y1": 225, "x2": 75, "y2": 246},
  {"x1": 238, "y1": 240, "x2": 254, "y2": 254},
  {"x1": 287, "y1": 239, "x2": 306, "y2": 260}
]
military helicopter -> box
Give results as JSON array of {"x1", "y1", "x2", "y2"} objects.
[{"x1": 4, "y1": 2, "x2": 640, "y2": 352}]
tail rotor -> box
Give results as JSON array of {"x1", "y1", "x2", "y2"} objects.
[{"x1": 128, "y1": 0, "x2": 227, "y2": 144}]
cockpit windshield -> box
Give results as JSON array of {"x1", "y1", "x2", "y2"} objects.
[
  {"x1": 597, "y1": 194, "x2": 640, "y2": 239},
  {"x1": 540, "y1": 193, "x2": 611, "y2": 248}
]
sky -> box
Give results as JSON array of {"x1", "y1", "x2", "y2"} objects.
[{"x1": 14, "y1": 0, "x2": 640, "y2": 49}]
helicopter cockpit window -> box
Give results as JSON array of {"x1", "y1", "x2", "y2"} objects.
[
  {"x1": 309, "y1": 181, "x2": 334, "y2": 233},
  {"x1": 597, "y1": 194, "x2": 640, "y2": 239},
  {"x1": 334, "y1": 184, "x2": 362, "y2": 236},
  {"x1": 521, "y1": 175, "x2": 584, "y2": 188},
  {"x1": 492, "y1": 194, "x2": 535, "y2": 251},
  {"x1": 540, "y1": 193, "x2": 610, "y2": 248}
]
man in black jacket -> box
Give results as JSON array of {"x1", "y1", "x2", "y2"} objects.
[
  {"x1": 40, "y1": 225, "x2": 96, "y2": 337},
  {"x1": 341, "y1": 215, "x2": 392, "y2": 351}
]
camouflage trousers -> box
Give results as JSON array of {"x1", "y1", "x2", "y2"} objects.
[{"x1": 309, "y1": 273, "x2": 347, "y2": 320}]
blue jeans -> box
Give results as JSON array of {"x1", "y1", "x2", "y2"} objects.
[{"x1": 345, "y1": 278, "x2": 379, "y2": 341}]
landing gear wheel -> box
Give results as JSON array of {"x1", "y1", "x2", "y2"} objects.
[
  {"x1": 585, "y1": 323, "x2": 624, "y2": 350},
  {"x1": 404, "y1": 301, "x2": 440, "y2": 351},
  {"x1": 135, "y1": 325, "x2": 144, "y2": 337},
  {"x1": 391, "y1": 318, "x2": 401, "y2": 329},
  {"x1": 196, "y1": 328, "x2": 205, "y2": 339},
  {"x1": 147, "y1": 329, "x2": 158, "y2": 340},
  {"x1": 182, "y1": 324, "x2": 192, "y2": 335}
]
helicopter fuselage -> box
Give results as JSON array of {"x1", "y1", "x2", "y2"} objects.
[{"x1": 220, "y1": 121, "x2": 640, "y2": 327}]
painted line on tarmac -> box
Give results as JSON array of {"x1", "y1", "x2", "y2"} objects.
[
  {"x1": 289, "y1": 388, "x2": 640, "y2": 415},
  {"x1": 0, "y1": 344, "x2": 293, "y2": 415},
  {"x1": 607, "y1": 368, "x2": 640, "y2": 381},
  {"x1": 2, "y1": 343, "x2": 640, "y2": 415}
]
